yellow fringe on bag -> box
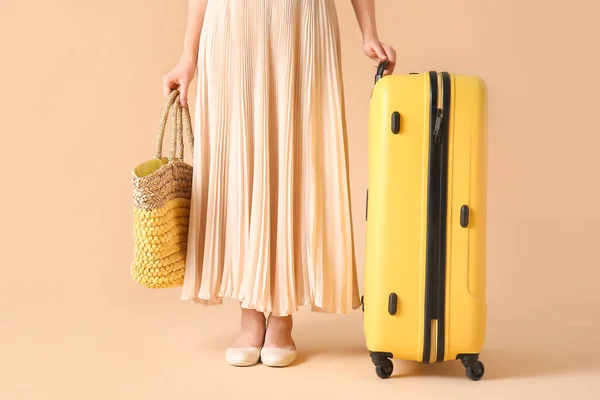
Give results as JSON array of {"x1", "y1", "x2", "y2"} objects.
[{"x1": 131, "y1": 91, "x2": 195, "y2": 288}]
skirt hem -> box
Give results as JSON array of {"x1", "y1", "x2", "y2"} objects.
[{"x1": 180, "y1": 294, "x2": 361, "y2": 317}]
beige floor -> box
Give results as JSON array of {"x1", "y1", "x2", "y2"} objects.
[{"x1": 4, "y1": 290, "x2": 598, "y2": 400}]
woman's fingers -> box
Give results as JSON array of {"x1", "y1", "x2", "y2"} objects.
[
  {"x1": 163, "y1": 74, "x2": 176, "y2": 98},
  {"x1": 162, "y1": 74, "x2": 171, "y2": 97},
  {"x1": 381, "y1": 43, "x2": 397, "y2": 74},
  {"x1": 372, "y1": 42, "x2": 388, "y2": 62},
  {"x1": 179, "y1": 79, "x2": 189, "y2": 105},
  {"x1": 162, "y1": 65, "x2": 192, "y2": 105},
  {"x1": 364, "y1": 41, "x2": 386, "y2": 62},
  {"x1": 365, "y1": 40, "x2": 396, "y2": 77},
  {"x1": 382, "y1": 44, "x2": 396, "y2": 64}
]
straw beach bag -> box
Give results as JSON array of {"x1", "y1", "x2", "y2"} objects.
[{"x1": 131, "y1": 90, "x2": 194, "y2": 288}]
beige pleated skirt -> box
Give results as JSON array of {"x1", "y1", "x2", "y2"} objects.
[{"x1": 181, "y1": 0, "x2": 360, "y2": 316}]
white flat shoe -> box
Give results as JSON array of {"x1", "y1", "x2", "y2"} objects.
[
  {"x1": 225, "y1": 347, "x2": 261, "y2": 367},
  {"x1": 260, "y1": 347, "x2": 297, "y2": 367}
]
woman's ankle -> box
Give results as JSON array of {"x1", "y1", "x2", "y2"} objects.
[
  {"x1": 240, "y1": 308, "x2": 266, "y2": 332},
  {"x1": 264, "y1": 315, "x2": 295, "y2": 350},
  {"x1": 228, "y1": 308, "x2": 266, "y2": 349}
]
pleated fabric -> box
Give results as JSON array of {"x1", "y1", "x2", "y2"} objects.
[{"x1": 181, "y1": 0, "x2": 360, "y2": 316}]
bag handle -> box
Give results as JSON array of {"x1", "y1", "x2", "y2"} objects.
[
  {"x1": 155, "y1": 90, "x2": 194, "y2": 162},
  {"x1": 374, "y1": 60, "x2": 389, "y2": 84}
]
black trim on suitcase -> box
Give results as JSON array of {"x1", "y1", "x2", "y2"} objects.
[
  {"x1": 435, "y1": 72, "x2": 452, "y2": 362},
  {"x1": 391, "y1": 111, "x2": 401, "y2": 134},
  {"x1": 388, "y1": 293, "x2": 398, "y2": 315},
  {"x1": 422, "y1": 71, "x2": 438, "y2": 364},
  {"x1": 460, "y1": 205, "x2": 470, "y2": 228},
  {"x1": 422, "y1": 72, "x2": 452, "y2": 364}
]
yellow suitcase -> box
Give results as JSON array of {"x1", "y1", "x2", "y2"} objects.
[{"x1": 362, "y1": 62, "x2": 488, "y2": 380}]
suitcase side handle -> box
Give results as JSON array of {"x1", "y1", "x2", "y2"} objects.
[{"x1": 374, "y1": 60, "x2": 389, "y2": 84}]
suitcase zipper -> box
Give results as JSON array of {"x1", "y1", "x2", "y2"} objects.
[
  {"x1": 433, "y1": 77, "x2": 444, "y2": 143},
  {"x1": 423, "y1": 72, "x2": 451, "y2": 364},
  {"x1": 435, "y1": 72, "x2": 451, "y2": 363},
  {"x1": 433, "y1": 109, "x2": 443, "y2": 143}
]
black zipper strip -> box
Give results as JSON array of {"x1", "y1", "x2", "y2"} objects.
[
  {"x1": 422, "y1": 72, "x2": 451, "y2": 364},
  {"x1": 422, "y1": 71, "x2": 438, "y2": 364},
  {"x1": 435, "y1": 72, "x2": 451, "y2": 362}
]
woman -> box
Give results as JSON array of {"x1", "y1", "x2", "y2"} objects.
[{"x1": 163, "y1": 0, "x2": 396, "y2": 368}]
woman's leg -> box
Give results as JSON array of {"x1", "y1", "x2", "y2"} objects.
[
  {"x1": 225, "y1": 307, "x2": 266, "y2": 367},
  {"x1": 264, "y1": 315, "x2": 295, "y2": 350},
  {"x1": 261, "y1": 314, "x2": 297, "y2": 367},
  {"x1": 229, "y1": 307, "x2": 266, "y2": 348}
]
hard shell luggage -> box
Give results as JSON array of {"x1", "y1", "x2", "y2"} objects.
[{"x1": 362, "y1": 62, "x2": 488, "y2": 380}]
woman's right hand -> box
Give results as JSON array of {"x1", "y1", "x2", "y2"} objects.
[
  {"x1": 363, "y1": 37, "x2": 396, "y2": 77},
  {"x1": 162, "y1": 59, "x2": 196, "y2": 105}
]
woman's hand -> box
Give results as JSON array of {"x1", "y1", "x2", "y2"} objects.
[
  {"x1": 363, "y1": 37, "x2": 396, "y2": 76},
  {"x1": 162, "y1": 59, "x2": 196, "y2": 105}
]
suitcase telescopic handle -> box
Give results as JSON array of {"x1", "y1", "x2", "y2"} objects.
[{"x1": 374, "y1": 60, "x2": 389, "y2": 84}]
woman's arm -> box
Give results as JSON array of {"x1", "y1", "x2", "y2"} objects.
[
  {"x1": 180, "y1": 0, "x2": 209, "y2": 66},
  {"x1": 163, "y1": 0, "x2": 209, "y2": 104},
  {"x1": 350, "y1": 0, "x2": 396, "y2": 75}
]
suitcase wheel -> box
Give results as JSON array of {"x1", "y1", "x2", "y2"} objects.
[
  {"x1": 375, "y1": 359, "x2": 394, "y2": 379},
  {"x1": 371, "y1": 353, "x2": 394, "y2": 379},
  {"x1": 465, "y1": 360, "x2": 485, "y2": 381},
  {"x1": 371, "y1": 352, "x2": 394, "y2": 379}
]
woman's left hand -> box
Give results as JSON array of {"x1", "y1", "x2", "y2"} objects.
[{"x1": 363, "y1": 37, "x2": 396, "y2": 76}]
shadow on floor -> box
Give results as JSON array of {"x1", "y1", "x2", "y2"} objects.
[
  {"x1": 293, "y1": 311, "x2": 600, "y2": 380},
  {"x1": 391, "y1": 342, "x2": 600, "y2": 381}
]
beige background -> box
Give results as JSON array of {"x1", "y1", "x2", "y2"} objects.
[{"x1": 1, "y1": 0, "x2": 599, "y2": 398}]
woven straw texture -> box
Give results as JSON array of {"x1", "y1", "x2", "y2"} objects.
[{"x1": 131, "y1": 90, "x2": 195, "y2": 288}]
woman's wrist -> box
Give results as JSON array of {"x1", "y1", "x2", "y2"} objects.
[
  {"x1": 362, "y1": 29, "x2": 379, "y2": 44},
  {"x1": 180, "y1": 51, "x2": 198, "y2": 68}
]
